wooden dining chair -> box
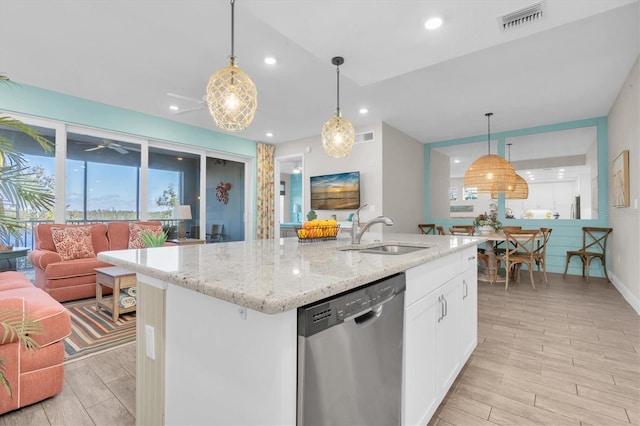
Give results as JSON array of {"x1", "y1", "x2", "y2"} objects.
[
  {"x1": 494, "y1": 226, "x2": 522, "y2": 254},
  {"x1": 449, "y1": 226, "x2": 475, "y2": 236},
  {"x1": 563, "y1": 227, "x2": 613, "y2": 283},
  {"x1": 533, "y1": 227, "x2": 552, "y2": 284},
  {"x1": 495, "y1": 229, "x2": 539, "y2": 291},
  {"x1": 418, "y1": 224, "x2": 437, "y2": 235},
  {"x1": 436, "y1": 226, "x2": 445, "y2": 235}
]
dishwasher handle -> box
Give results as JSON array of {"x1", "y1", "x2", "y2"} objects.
[{"x1": 347, "y1": 292, "x2": 398, "y2": 327}]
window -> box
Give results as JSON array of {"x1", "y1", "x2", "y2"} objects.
[{"x1": 66, "y1": 133, "x2": 141, "y2": 222}]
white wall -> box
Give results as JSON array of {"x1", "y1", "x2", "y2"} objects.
[
  {"x1": 274, "y1": 122, "x2": 384, "y2": 223},
  {"x1": 381, "y1": 122, "x2": 425, "y2": 233},
  {"x1": 607, "y1": 55, "x2": 640, "y2": 313}
]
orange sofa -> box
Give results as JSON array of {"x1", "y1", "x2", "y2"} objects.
[
  {"x1": 29, "y1": 221, "x2": 164, "y2": 302},
  {"x1": 0, "y1": 271, "x2": 71, "y2": 414}
]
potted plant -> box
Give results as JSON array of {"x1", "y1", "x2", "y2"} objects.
[
  {"x1": 0, "y1": 309, "x2": 41, "y2": 396},
  {"x1": 141, "y1": 230, "x2": 168, "y2": 248},
  {"x1": 473, "y1": 212, "x2": 502, "y2": 234}
]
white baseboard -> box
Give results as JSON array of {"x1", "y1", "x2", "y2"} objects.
[{"x1": 609, "y1": 270, "x2": 640, "y2": 315}]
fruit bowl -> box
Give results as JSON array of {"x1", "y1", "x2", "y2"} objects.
[{"x1": 295, "y1": 220, "x2": 340, "y2": 243}]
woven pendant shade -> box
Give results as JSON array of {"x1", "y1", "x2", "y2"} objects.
[
  {"x1": 491, "y1": 143, "x2": 529, "y2": 199},
  {"x1": 492, "y1": 173, "x2": 529, "y2": 199},
  {"x1": 321, "y1": 56, "x2": 354, "y2": 158},
  {"x1": 464, "y1": 112, "x2": 517, "y2": 193},
  {"x1": 322, "y1": 113, "x2": 355, "y2": 158},
  {"x1": 207, "y1": 57, "x2": 257, "y2": 132},
  {"x1": 464, "y1": 154, "x2": 517, "y2": 193}
]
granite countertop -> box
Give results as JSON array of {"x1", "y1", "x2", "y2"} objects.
[{"x1": 97, "y1": 232, "x2": 484, "y2": 314}]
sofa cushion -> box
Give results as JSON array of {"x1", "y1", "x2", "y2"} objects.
[
  {"x1": 106, "y1": 221, "x2": 163, "y2": 250},
  {"x1": 44, "y1": 258, "x2": 112, "y2": 281},
  {"x1": 35, "y1": 223, "x2": 109, "y2": 254},
  {"x1": 0, "y1": 289, "x2": 70, "y2": 347},
  {"x1": 51, "y1": 226, "x2": 96, "y2": 261},
  {"x1": 127, "y1": 222, "x2": 163, "y2": 249}
]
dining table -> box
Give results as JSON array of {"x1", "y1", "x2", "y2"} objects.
[{"x1": 477, "y1": 231, "x2": 541, "y2": 283}]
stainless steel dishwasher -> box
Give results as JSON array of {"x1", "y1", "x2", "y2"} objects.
[{"x1": 297, "y1": 273, "x2": 406, "y2": 426}]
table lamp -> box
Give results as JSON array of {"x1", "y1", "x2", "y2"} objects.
[{"x1": 173, "y1": 205, "x2": 192, "y2": 239}]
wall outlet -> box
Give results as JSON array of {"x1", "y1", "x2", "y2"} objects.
[{"x1": 145, "y1": 324, "x2": 155, "y2": 360}]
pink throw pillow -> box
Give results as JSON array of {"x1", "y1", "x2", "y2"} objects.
[
  {"x1": 128, "y1": 223, "x2": 163, "y2": 249},
  {"x1": 51, "y1": 226, "x2": 96, "y2": 261}
]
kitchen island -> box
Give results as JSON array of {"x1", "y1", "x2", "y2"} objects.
[{"x1": 98, "y1": 232, "x2": 483, "y2": 425}]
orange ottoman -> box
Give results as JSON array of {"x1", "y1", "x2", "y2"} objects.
[{"x1": 0, "y1": 272, "x2": 71, "y2": 414}]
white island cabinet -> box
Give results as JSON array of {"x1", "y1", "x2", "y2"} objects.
[
  {"x1": 402, "y1": 246, "x2": 478, "y2": 426},
  {"x1": 97, "y1": 233, "x2": 482, "y2": 426}
]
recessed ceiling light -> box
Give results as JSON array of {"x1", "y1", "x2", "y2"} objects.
[
  {"x1": 359, "y1": 108, "x2": 369, "y2": 114},
  {"x1": 169, "y1": 105, "x2": 179, "y2": 111},
  {"x1": 264, "y1": 57, "x2": 277, "y2": 65},
  {"x1": 454, "y1": 159, "x2": 460, "y2": 164},
  {"x1": 424, "y1": 17, "x2": 443, "y2": 30},
  {"x1": 266, "y1": 132, "x2": 274, "y2": 137}
]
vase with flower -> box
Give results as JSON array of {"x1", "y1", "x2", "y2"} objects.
[{"x1": 473, "y1": 212, "x2": 502, "y2": 234}]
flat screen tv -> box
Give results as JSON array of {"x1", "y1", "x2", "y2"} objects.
[{"x1": 310, "y1": 171, "x2": 360, "y2": 210}]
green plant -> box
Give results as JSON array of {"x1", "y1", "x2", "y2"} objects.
[
  {"x1": 473, "y1": 212, "x2": 502, "y2": 231},
  {"x1": 0, "y1": 75, "x2": 55, "y2": 245},
  {"x1": 141, "y1": 231, "x2": 168, "y2": 248},
  {"x1": 306, "y1": 209, "x2": 317, "y2": 221},
  {"x1": 0, "y1": 310, "x2": 42, "y2": 396}
]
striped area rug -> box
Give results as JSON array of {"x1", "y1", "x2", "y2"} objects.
[{"x1": 63, "y1": 298, "x2": 136, "y2": 361}]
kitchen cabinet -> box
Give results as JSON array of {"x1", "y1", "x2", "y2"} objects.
[{"x1": 402, "y1": 247, "x2": 477, "y2": 426}]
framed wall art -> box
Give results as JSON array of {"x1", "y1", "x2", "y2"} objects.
[{"x1": 612, "y1": 150, "x2": 629, "y2": 207}]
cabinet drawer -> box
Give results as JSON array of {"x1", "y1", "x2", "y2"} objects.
[
  {"x1": 461, "y1": 247, "x2": 478, "y2": 272},
  {"x1": 406, "y1": 253, "x2": 459, "y2": 307}
]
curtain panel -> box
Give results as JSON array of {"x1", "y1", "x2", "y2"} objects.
[{"x1": 256, "y1": 143, "x2": 275, "y2": 239}]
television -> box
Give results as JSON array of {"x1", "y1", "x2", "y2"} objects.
[{"x1": 310, "y1": 171, "x2": 360, "y2": 210}]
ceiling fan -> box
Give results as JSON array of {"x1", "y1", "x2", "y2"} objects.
[
  {"x1": 84, "y1": 139, "x2": 130, "y2": 154},
  {"x1": 167, "y1": 92, "x2": 208, "y2": 114}
]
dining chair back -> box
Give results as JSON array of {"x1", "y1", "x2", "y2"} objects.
[
  {"x1": 495, "y1": 229, "x2": 539, "y2": 291},
  {"x1": 449, "y1": 226, "x2": 475, "y2": 236},
  {"x1": 418, "y1": 224, "x2": 437, "y2": 235},
  {"x1": 563, "y1": 227, "x2": 612, "y2": 283},
  {"x1": 533, "y1": 227, "x2": 552, "y2": 284},
  {"x1": 206, "y1": 224, "x2": 225, "y2": 243},
  {"x1": 436, "y1": 226, "x2": 445, "y2": 235},
  {"x1": 494, "y1": 226, "x2": 522, "y2": 254}
]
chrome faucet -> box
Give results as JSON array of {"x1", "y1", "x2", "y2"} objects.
[{"x1": 351, "y1": 204, "x2": 394, "y2": 244}]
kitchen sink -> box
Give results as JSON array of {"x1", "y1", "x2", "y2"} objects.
[{"x1": 340, "y1": 244, "x2": 431, "y2": 255}]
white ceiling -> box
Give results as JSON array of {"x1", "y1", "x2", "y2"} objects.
[{"x1": 1, "y1": 0, "x2": 638, "y2": 145}]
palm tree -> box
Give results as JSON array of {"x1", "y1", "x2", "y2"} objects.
[{"x1": 0, "y1": 75, "x2": 55, "y2": 245}]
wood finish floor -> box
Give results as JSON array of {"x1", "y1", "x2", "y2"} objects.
[
  {"x1": 2, "y1": 272, "x2": 638, "y2": 425},
  {"x1": 429, "y1": 272, "x2": 640, "y2": 426}
]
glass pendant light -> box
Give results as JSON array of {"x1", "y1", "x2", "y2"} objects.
[
  {"x1": 321, "y1": 56, "x2": 355, "y2": 158},
  {"x1": 206, "y1": 0, "x2": 257, "y2": 132},
  {"x1": 464, "y1": 113, "x2": 516, "y2": 193},
  {"x1": 492, "y1": 143, "x2": 529, "y2": 199}
]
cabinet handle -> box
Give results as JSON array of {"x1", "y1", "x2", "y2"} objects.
[
  {"x1": 468, "y1": 255, "x2": 476, "y2": 261},
  {"x1": 443, "y1": 295, "x2": 448, "y2": 319},
  {"x1": 437, "y1": 295, "x2": 443, "y2": 323},
  {"x1": 463, "y1": 280, "x2": 468, "y2": 300}
]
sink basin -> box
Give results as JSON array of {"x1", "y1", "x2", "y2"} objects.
[{"x1": 340, "y1": 244, "x2": 431, "y2": 255}]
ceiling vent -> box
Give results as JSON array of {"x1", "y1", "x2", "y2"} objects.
[
  {"x1": 354, "y1": 131, "x2": 374, "y2": 144},
  {"x1": 498, "y1": 1, "x2": 545, "y2": 31}
]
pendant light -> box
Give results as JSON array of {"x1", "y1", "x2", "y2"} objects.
[
  {"x1": 492, "y1": 143, "x2": 529, "y2": 199},
  {"x1": 206, "y1": 0, "x2": 257, "y2": 132},
  {"x1": 464, "y1": 113, "x2": 516, "y2": 193},
  {"x1": 321, "y1": 56, "x2": 355, "y2": 158}
]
